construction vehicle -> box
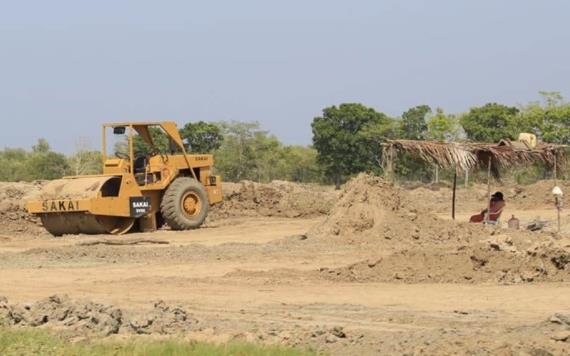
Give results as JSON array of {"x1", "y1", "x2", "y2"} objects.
[{"x1": 26, "y1": 121, "x2": 223, "y2": 236}]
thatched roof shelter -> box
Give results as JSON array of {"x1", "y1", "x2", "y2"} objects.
[
  {"x1": 382, "y1": 139, "x2": 568, "y2": 178},
  {"x1": 382, "y1": 138, "x2": 568, "y2": 223}
]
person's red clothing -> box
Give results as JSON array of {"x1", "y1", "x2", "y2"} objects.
[{"x1": 470, "y1": 200, "x2": 505, "y2": 223}]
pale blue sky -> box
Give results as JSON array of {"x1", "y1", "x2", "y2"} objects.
[{"x1": 1, "y1": 1, "x2": 569, "y2": 153}]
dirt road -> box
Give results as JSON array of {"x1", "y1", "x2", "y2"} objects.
[
  {"x1": 1, "y1": 216, "x2": 569, "y2": 355},
  {"x1": 1, "y1": 176, "x2": 570, "y2": 354}
]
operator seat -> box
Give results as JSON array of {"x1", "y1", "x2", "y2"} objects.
[
  {"x1": 133, "y1": 156, "x2": 151, "y2": 185},
  {"x1": 133, "y1": 156, "x2": 147, "y2": 174}
]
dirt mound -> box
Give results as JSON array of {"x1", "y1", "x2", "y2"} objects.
[
  {"x1": 0, "y1": 181, "x2": 45, "y2": 235},
  {"x1": 384, "y1": 313, "x2": 570, "y2": 356},
  {"x1": 308, "y1": 173, "x2": 483, "y2": 247},
  {"x1": 318, "y1": 234, "x2": 570, "y2": 284},
  {"x1": 309, "y1": 173, "x2": 409, "y2": 239},
  {"x1": 224, "y1": 232, "x2": 570, "y2": 285},
  {"x1": 508, "y1": 180, "x2": 570, "y2": 209},
  {"x1": 304, "y1": 174, "x2": 570, "y2": 283},
  {"x1": 209, "y1": 180, "x2": 336, "y2": 220},
  {"x1": 0, "y1": 294, "x2": 199, "y2": 336}
]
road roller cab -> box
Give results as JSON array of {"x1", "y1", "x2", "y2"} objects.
[{"x1": 26, "y1": 121, "x2": 223, "y2": 236}]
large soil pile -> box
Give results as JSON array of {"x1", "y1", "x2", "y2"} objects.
[
  {"x1": 508, "y1": 180, "x2": 570, "y2": 209},
  {"x1": 317, "y1": 235, "x2": 570, "y2": 284},
  {"x1": 209, "y1": 180, "x2": 336, "y2": 221},
  {"x1": 0, "y1": 182, "x2": 45, "y2": 235},
  {"x1": 309, "y1": 173, "x2": 481, "y2": 247},
  {"x1": 308, "y1": 174, "x2": 570, "y2": 284}
]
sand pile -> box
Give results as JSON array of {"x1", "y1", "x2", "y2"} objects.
[
  {"x1": 387, "y1": 313, "x2": 570, "y2": 355},
  {"x1": 209, "y1": 180, "x2": 336, "y2": 220},
  {"x1": 0, "y1": 294, "x2": 199, "y2": 336},
  {"x1": 508, "y1": 180, "x2": 570, "y2": 209},
  {"x1": 318, "y1": 233, "x2": 570, "y2": 284},
  {"x1": 308, "y1": 173, "x2": 482, "y2": 247},
  {"x1": 306, "y1": 173, "x2": 570, "y2": 284},
  {"x1": 0, "y1": 181, "x2": 45, "y2": 235}
]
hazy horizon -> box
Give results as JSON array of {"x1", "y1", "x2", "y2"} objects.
[{"x1": 1, "y1": 1, "x2": 569, "y2": 153}]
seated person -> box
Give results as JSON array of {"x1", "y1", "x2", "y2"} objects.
[{"x1": 469, "y1": 192, "x2": 505, "y2": 223}]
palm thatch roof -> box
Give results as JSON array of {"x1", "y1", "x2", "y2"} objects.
[
  {"x1": 382, "y1": 140, "x2": 476, "y2": 172},
  {"x1": 382, "y1": 139, "x2": 568, "y2": 177}
]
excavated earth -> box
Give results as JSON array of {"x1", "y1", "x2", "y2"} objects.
[{"x1": 0, "y1": 176, "x2": 569, "y2": 355}]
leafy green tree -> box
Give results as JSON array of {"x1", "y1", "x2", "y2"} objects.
[
  {"x1": 26, "y1": 151, "x2": 70, "y2": 180},
  {"x1": 249, "y1": 131, "x2": 285, "y2": 182},
  {"x1": 518, "y1": 92, "x2": 570, "y2": 144},
  {"x1": 32, "y1": 138, "x2": 50, "y2": 153},
  {"x1": 133, "y1": 127, "x2": 170, "y2": 155},
  {"x1": 180, "y1": 121, "x2": 224, "y2": 153},
  {"x1": 401, "y1": 105, "x2": 431, "y2": 140},
  {"x1": 114, "y1": 128, "x2": 170, "y2": 158},
  {"x1": 540, "y1": 105, "x2": 570, "y2": 144},
  {"x1": 460, "y1": 103, "x2": 519, "y2": 142},
  {"x1": 360, "y1": 117, "x2": 401, "y2": 170},
  {"x1": 214, "y1": 121, "x2": 260, "y2": 181},
  {"x1": 539, "y1": 91, "x2": 564, "y2": 107},
  {"x1": 0, "y1": 148, "x2": 31, "y2": 181},
  {"x1": 213, "y1": 121, "x2": 323, "y2": 183},
  {"x1": 427, "y1": 108, "x2": 463, "y2": 142},
  {"x1": 68, "y1": 150, "x2": 102, "y2": 175},
  {"x1": 312, "y1": 103, "x2": 389, "y2": 188},
  {"x1": 67, "y1": 138, "x2": 102, "y2": 175},
  {"x1": 280, "y1": 146, "x2": 323, "y2": 183},
  {"x1": 21, "y1": 139, "x2": 70, "y2": 180}
]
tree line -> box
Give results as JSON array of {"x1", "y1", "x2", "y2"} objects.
[
  {"x1": 0, "y1": 121, "x2": 323, "y2": 183},
  {"x1": 1, "y1": 92, "x2": 568, "y2": 184},
  {"x1": 312, "y1": 92, "x2": 570, "y2": 187}
]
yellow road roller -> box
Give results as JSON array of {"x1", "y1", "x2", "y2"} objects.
[{"x1": 27, "y1": 121, "x2": 222, "y2": 236}]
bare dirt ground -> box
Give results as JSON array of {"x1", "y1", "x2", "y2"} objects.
[{"x1": 1, "y1": 177, "x2": 570, "y2": 355}]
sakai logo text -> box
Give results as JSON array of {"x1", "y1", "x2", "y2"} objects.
[
  {"x1": 130, "y1": 198, "x2": 151, "y2": 217},
  {"x1": 42, "y1": 201, "x2": 79, "y2": 212}
]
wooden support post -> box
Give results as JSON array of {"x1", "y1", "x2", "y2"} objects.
[
  {"x1": 435, "y1": 165, "x2": 440, "y2": 184},
  {"x1": 385, "y1": 145, "x2": 395, "y2": 182},
  {"x1": 554, "y1": 153, "x2": 561, "y2": 233},
  {"x1": 485, "y1": 157, "x2": 492, "y2": 224},
  {"x1": 554, "y1": 153, "x2": 558, "y2": 185},
  {"x1": 452, "y1": 171, "x2": 457, "y2": 220},
  {"x1": 558, "y1": 204, "x2": 561, "y2": 233}
]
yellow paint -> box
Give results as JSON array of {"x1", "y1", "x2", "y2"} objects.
[{"x1": 27, "y1": 121, "x2": 224, "y2": 233}]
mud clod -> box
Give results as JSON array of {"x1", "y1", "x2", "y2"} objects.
[{"x1": 0, "y1": 295, "x2": 198, "y2": 336}]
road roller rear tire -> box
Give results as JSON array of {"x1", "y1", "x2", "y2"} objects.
[{"x1": 161, "y1": 177, "x2": 209, "y2": 230}]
